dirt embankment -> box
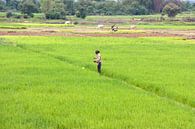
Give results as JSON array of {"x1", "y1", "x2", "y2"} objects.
[
  {"x1": 0, "y1": 29, "x2": 194, "y2": 39},
  {"x1": 0, "y1": 30, "x2": 180, "y2": 37}
]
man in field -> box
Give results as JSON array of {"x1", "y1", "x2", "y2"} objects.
[
  {"x1": 94, "y1": 50, "x2": 102, "y2": 74},
  {"x1": 111, "y1": 24, "x2": 118, "y2": 32}
]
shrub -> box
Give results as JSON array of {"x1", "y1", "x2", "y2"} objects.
[
  {"x1": 14, "y1": 14, "x2": 22, "y2": 19},
  {"x1": 6, "y1": 12, "x2": 13, "y2": 18},
  {"x1": 76, "y1": 8, "x2": 86, "y2": 19},
  {"x1": 73, "y1": 21, "x2": 79, "y2": 25},
  {"x1": 45, "y1": 11, "x2": 65, "y2": 19},
  {"x1": 23, "y1": 14, "x2": 29, "y2": 19},
  {"x1": 28, "y1": 13, "x2": 34, "y2": 18}
]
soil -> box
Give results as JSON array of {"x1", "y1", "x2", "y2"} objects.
[
  {"x1": 0, "y1": 30, "x2": 181, "y2": 37},
  {"x1": 0, "y1": 28, "x2": 194, "y2": 39}
]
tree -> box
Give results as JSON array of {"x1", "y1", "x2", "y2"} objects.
[
  {"x1": 40, "y1": 0, "x2": 54, "y2": 13},
  {"x1": 41, "y1": 0, "x2": 66, "y2": 19},
  {"x1": 5, "y1": 0, "x2": 21, "y2": 10},
  {"x1": 6, "y1": 0, "x2": 11, "y2": 6},
  {"x1": 182, "y1": 1, "x2": 192, "y2": 11},
  {"x1": 125, "y1": 1, "x2": 149, "y2": 15},
  {"x1": 0, "y1": 0, "x2": 6, "y2": 11},
  {"x1": 153, "y1": 0, "x2": 164, "y2": 12},
  {"x1": 76, "y1": 7, "x2": 86, "y2": 19},
  {"x1": 138, "y1": 0, "x2": 153, "y2": 12},
  {"x1": 63, "y1": 0, "x2": 75, "y2": 15},
  {"x1": 75, "y1": 0, "x2": 88, "y2": 18},
  {"x1": 192, "y1": 3, "x2": 195, "y2": 11},
  {"x1": 162, "y1": 2, "x2": 181, "y2": 17},
  {"x1": 20, "y1": 0, "x2": 39, "y2": 16}
]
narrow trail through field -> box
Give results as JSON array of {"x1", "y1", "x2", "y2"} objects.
[{"x1": 15, "y1": 44, "x2": 195, "y2": 112}]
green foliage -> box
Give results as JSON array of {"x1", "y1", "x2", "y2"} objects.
[
  {"x1": 41, "y1": 0, "x2": 66, "y2": 19},
  {"x1": 76, "y1": 7, "x2": 86, "y2": 19},
  {"x1": 182, "y1": 1, "x2": 192, "y2": 11},
  {"x1": 45, "y1": 11, "x2": 63, "y2": 19},
  {"x1": 0, "y1": 23, "x2": 74, "y2": 29},
  {"x1": 163, "y1": 2, "x2": 181, "y2": 17},
  {"x1": 0, "y1": 0, "x2": 6, "y2": 11},
  {"x1": 14, "y1": 13, "x2": 23, "y2": 19},
  {"x1": 20, "y1": 0, "x2": 38, "y2": 17},
  {"x1": 40, "y1": 0, "x2": 54, "y2": 13},
  {"x1": 63, "y1": 0, "x2": 75, "y2": 15},
  {"x1": 125, "y1": 1, "x2": 149, "y2": 15},
  {"x1": 5, "y1": 0, "x2": 21, "y2": 10},
  {"x1": 0, "y1": 36, "x2": 195, "y2": 129},
  {"x1": 6, "y1": 12, "x2": 13, "y2": 18},
  {"x1": 2, "y1": 0, "x2": 193, "y2": 16}
]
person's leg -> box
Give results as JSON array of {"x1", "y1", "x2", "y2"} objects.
[{"x1": 97, "y1": 62, "x2": 101, "y2": 74}]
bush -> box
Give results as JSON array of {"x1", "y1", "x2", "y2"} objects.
[
  {"x1": 45, "y1": 11, "x2": 65, "y2": 19},
  {"x1": 14, "y1": 14, "x2": 22, "y2": 19},
  {"x1": 73, "y1": 21, "x2": 79, "y2": 25},
  {"x1": 163, "y1": 3, "x2": 181, "y2": 17},
  {"x1": 76, "y1": 8, "x2": 86, "y2": 19},
  {"x1": 23, "y1": 14, "x2": 29, "y2": 19},
  {"x1": 23, "y1": 13, "x2": 34, "y2": 19},
  {"x1": 75, "y1": 11, "x2": 80, "y2": 18},
  {"x1": 46, "y1": 12, "x2": 59, "y2": 19},
  {"x1": 28, "y1": 13, "x2": 34, "y2": 18},
  {"x1": 6, "y1": 12, "x2": 13, "y2": 18}
]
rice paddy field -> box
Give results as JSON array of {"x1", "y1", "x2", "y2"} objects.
[
  {"x1": 0, "y1": 23, "x2": 74, "y2": 29},
  {"x1": 1, "y1": 22, "x2": 195, "y2": 30},
  {"x1": 1, "y1": 11, "x2": 195, "y2": 30},
  {"x1": 0, "y1": 36, "x2": 195, "y2": 129}
]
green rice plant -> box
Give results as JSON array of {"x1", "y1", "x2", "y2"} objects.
[
  {"x1": 4, "y1": 36, "x2": 195, "y2": 107},
  {"x1": 0, "y1": 36, "x2": 195, "y2": 129},
  {"x1": 0, "y1": 22, "x2": 74, "y2": 29},
  {"x1": 0, "y1": 23, "x2": 27, "y2": 29},
  {"x1": 16, "y1": 23, "x2": 74, "y2": 27}
]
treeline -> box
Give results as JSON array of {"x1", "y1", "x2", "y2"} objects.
[{"x1": 0, "y1": 0, "x2": 195, "y2": 19}]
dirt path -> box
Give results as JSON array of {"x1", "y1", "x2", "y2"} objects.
[
  {"x1": 0, "y1": 30, "x2": 183, "y2": 38},
  {"x1": 148, "y1": 30, "x2": 195, "y2": 39},
  {"x1": 79, "y1": 33, "x2": 181, "y2": 38}
]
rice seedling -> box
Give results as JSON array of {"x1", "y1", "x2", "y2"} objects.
[{"x1": 0, "y1": 36, "x2": 195, "y2": 129}]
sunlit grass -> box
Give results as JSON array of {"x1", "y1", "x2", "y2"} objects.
[
  {"x1": 0, "y1": 36, "x2": 195, "y2": 129},
  {"x1": 0, "y1": 22, "x2": 74, "y2": 29}
]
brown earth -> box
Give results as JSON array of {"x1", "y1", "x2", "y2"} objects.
[
  {"x1": 148, "y1": 30, "x2": 195, "y2": 39},
  {"x1": 79, "y1": 32, "x2": 181, "y2": 38},
  {"x1": 0, "y1": 28, "x2": 194, "y2": 39},
  {"x1": 0, "y1": 30, "x2": 182, "y2": 38}
]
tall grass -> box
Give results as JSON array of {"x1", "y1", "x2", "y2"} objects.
[
  {"x1": 5, "y1": 36, "x2": 195, "y2": 107},
  {"x1": 0, "y1": 36, "x2": 195, "y2": 129}
]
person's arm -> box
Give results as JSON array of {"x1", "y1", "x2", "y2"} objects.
[{"x1": 93, "y1": 56, "x2": 97, "y2": 63}]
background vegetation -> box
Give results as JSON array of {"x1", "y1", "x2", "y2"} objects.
[{"x1": 1, "y1": 0, "x2": 195, "y2": 19}]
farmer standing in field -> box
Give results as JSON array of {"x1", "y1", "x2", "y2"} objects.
[
  {"x1": 94, "y1": 50, "x2": 102, "y2": 74},
  {"x1": 111, "y1": 24, "x2": 118, "y2": 32}
]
